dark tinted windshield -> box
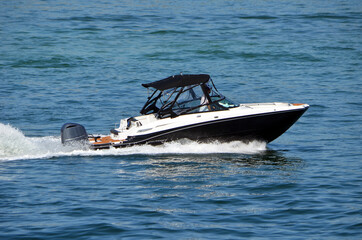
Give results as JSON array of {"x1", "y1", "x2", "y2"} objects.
[{"x1": 141, "y1": 80, "x2": 238, "y2": 118}]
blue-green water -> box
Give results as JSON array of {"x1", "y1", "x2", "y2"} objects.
[{"x1": 1, "y1": 0, "x2": 361, "y2": 239}]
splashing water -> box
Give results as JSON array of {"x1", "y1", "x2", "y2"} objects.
[{"x1": 0, "y1": 123, "x2": 267, "y2": 161}]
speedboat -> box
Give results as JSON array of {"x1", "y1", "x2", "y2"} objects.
[{"x1": 61, "y1": 74, "x2": 309, "y2": 150}]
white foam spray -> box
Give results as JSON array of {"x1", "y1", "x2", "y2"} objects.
[{"x1": 0, "y1": 123, "x2": 267, "y2": 161}]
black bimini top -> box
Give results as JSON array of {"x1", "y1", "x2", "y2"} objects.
[{"x1": 142, "y1": 74, "x2": 210, "y2": 91}]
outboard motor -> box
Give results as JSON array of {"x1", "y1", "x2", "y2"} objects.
[{"x1": 61, "y1": 123, "x2": 88, "y2": 145}]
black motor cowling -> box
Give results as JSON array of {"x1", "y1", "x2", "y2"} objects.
[{"x1": 61, "y1": 123, "x2": 88, "y2": 145}]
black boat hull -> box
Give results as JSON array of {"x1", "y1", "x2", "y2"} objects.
[{"x1": 115, "y1": 107, "x2": 308, "y2": 147}]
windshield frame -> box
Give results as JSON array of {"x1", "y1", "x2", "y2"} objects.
[{"x1": 140, "y1": 79, "x2": 238, "y2": 118}]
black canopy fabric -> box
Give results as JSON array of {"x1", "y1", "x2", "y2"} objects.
[{"x1": 142, "y1": 74, "x2": 210, "y2": 91}]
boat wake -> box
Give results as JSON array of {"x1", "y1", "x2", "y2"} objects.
[{"x1": 0, "y1": 123, "x2": 267, "y2": 161}]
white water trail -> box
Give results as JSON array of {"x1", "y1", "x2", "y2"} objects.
[{"x1": 0, "y1": 123, "x2": 267, "y2": 161}]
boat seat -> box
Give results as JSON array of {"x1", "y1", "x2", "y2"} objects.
[{"x1": 110, "y1": 129, "x2": 119, "y2": 135}]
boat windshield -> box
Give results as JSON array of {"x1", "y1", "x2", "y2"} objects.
[{"x1": 140, "y1": 80, "x2": 238, "y2": 118}]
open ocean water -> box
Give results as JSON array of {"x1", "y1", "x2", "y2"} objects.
[{"x1": 0, "y1": 0, "x2": 361, "y2": 239}]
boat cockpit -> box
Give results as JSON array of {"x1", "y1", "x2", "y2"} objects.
[{"x1": 140, "y1": 74, "x2": 238, "y2": 119}]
